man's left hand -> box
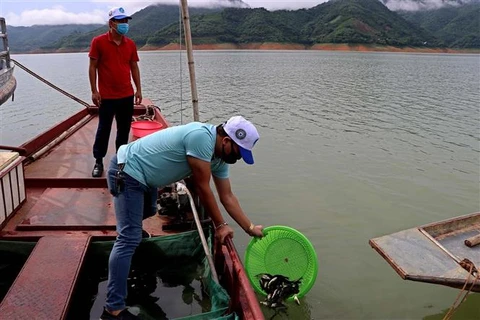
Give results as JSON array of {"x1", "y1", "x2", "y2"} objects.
[{"x1": 134, "y1": 91, "x2": 142, "y2": 105}]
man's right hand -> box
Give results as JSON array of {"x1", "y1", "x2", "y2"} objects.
[
  {"x1": 92, "y1": 92, "x2": 101, "y2": 107},
  {"x1": 215, "y1": 224, "x2": 234, "y2": 244},
  {"x1": 248, "y1": 224, "x2": 264, "y2": 238}
]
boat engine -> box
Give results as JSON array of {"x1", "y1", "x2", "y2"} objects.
[
  {"x1": 158, "y1": 182, "x2": 190, "y2": 217},
  {"x1": 158, "y1": 181, "x2": 197, "y2": 231}
]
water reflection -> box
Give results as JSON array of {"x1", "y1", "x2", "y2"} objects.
[
  {"x1": 423, "y1": 293, "x2": 480, "y2": 320},
  {"x1": 260, "y1": 296, "x2": 313, "y2": 320},
  {"x1": 2, "y1": 51, "x2": 479, "y2": 319}
]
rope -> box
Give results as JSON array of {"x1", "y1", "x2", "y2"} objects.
[
  {"x1": 132, "y1": 104, "x2": 157, "y2": 121},
  {"x1": 178, "y1": 5, "x2": 184, "y2": 125},
  {"x1": 11, "y1": 58, "x2": 91, "y2": 108},
  {"x1": 442, "y1": 258, "x2": 479, "y2": 320}
]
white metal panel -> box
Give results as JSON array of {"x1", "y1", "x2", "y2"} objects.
[
  {"x1": 0, "y1": 182, "x2": 5, "y2": 225},
  {"x1": 17, "y1": 163, "x2": 25, "y2": 202},
  {"x1": 1, "y1": 175, "x2": 12, "y2": 217},
  {"x1": 10, "y1": 168, "x2": 19, "y2": 208}
]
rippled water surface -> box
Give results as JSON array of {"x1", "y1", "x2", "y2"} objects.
[{"x1": 1, "y1": 51, "x2": 479, "y2": 319}]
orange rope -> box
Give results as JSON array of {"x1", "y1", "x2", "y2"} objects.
[{"x1": 442, "y1": 259, "x2": 479, "y2": 320}]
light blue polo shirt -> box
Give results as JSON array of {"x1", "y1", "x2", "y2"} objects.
[{"x1": 117, "y1": 122, "x2": 229, "y2": 188}]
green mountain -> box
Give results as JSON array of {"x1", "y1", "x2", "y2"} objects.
[
  {"x1": 50, "y1": 4, "x2": 221, "y2": 51},
  {"x1": 305, "y1": 0, "x2": 439, "y2": 46},
  {"x1": 149, "y1": 0, "x2": 440, "y2": 47},
  {"x1": 399, "y1": 2, "x2": 480, "y2": 48},
  {"x1": 6, "y1": 0, "x2": 479, "y2": 52},
  {"x1": 8, "y1": 24, "x2": 102, "y2": 53},
  {"x1": 147, "y1": 7, "x2": 313, "y2": 45}
]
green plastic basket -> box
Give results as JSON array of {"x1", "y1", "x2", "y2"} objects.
[{"x1": 244, "y1": 226, "x2": 318, "y2": 300}]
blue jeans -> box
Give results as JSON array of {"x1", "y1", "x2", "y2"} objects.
[{"x1": 106, "y1": 155, "x2": 157, "y2": 311}]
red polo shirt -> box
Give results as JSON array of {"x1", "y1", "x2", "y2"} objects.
[{"x1": 89, "y1": 32, "x2": 139, "y2": 99}]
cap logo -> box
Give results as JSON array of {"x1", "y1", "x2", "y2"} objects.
[
  {"x1": 235, "y1": 129, "x2": 246, "y2": 140},
  {"x1": 119, "y1": 7, "x2": 125, "y2": 13}
]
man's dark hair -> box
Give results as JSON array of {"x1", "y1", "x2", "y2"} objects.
[{"x1": 216, "y1": 123, "x2": 228, "y2": 137}]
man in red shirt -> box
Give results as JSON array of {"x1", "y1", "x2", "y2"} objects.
[{"x1": 89, "y1": 7, "x2": 142, "y2": 178}]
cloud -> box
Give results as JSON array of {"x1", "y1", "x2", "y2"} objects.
[
  {"x1": 3, "y1": 0, "x2": 328, "y2": 26},
  {"x1": 5, "y1": 6, "x2": 106, "y2": 26},
  {"x1": 382, "y1": 0, "x2": 471, "y2": 11},
  {"x1": 94, "y1": 0, "x2": 326, "y2": 11}
]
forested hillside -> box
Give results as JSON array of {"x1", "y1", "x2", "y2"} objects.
[
  {"x1": 6, "y1": 0, "x2": 479, "y2": 53},
  {"x1": 148, "y1": 0, "x2": 439, "y2": 47},
  {"x1": 399, "y1": 2, "x2": 480, "y2": 48},
  {"x1": 8, "y1": 24, "x2": 102, "y2": 53}
]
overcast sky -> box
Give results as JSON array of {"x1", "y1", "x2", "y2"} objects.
[
  {"x1": 0, "y1": 0, "x2": 470, "y2": 26},
  {"x1": 0, "y1": 0, "x2": 329, "y2": 26}
]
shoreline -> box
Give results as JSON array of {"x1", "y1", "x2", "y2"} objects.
[
  {"x1": 143, "y1": 43, "x2": 480, "y2": 54},
  {"x1": 17, "y1": 42, "x2": 480, "y2": 55}
]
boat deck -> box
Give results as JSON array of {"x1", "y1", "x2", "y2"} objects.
[
  {"x1": 370, "y1": 212, "x2": 480, "y2": 291},
  {"x1": 0, "y1": 104, "x2": 179, "y2": 319},
  {"x1": 0, "y1": 102, "x2": 264, "y2": 320},
  {"x1": 0, "y1": 236, "x2": 90, "y2": 319},
  {"x1": 1, "y1": 102, "x2": 171, "y2": 238}
]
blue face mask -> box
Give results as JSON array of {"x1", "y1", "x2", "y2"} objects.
[{"x1": 116, "y1": 23, "x2": 129, "y2": 35}]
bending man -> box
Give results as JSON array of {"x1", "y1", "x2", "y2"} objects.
[{"x1": 101, "y1": 116, "x2": 264, "y2": 320}]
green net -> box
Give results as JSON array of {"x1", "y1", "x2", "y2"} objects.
[
  {"x1": 82, "y1": 228, "x2": 237, "y2": 320},
  {"x1": 0, "y1": 229, "x2": 238, "y2": 320}
]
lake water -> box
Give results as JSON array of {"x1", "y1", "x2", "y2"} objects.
[{"x1": 1, "y1": 50, "x2": 479, "y2": 319}]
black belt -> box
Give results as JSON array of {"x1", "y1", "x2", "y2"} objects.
[{"x1": 118, "y1": 163, "x2": 125, "y2": 171}]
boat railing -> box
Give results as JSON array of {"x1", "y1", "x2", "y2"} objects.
[{"x1": 0, "y1": 17, "x2": 12, "y2": 71}]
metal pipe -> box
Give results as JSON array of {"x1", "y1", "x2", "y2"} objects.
[
  {"x1": 176, "y1": 182, "x2": 219, "y2": 283},
  {"x1": 29, "y1": 115, "x2": 91, "y2": 161}
]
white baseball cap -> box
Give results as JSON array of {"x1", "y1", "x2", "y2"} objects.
[
  {"x1": 108, "y1": 7, "x2": 132, "y2": 21},
  {"x1": 223, "y1": 116, "x2": 260, "y2": 165}
]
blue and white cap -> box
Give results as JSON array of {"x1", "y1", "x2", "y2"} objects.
[
  {"x1": 223, "y1": 116, "x2": 260, "y2": 165},
  {"x1": 108, "y1": 7, "x2": 132, "y2": 20}
]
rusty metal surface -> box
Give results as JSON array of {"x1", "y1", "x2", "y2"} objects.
[
  {"x1": 25, "y1": 178, "x2": 107, "y2": 188},
  {"x1": 0, "y1": 235, "x2": 91, "y2": 320},
  {"x1": 24, "y1": 114, "x2": 113, "y2": 180},
  {"x1": 0, "y1": 101, "x2": 264, "y2": 318},
  {"x1": 19, "y1": 109, "x2": 91, "y2": 159},
  {"x1": 18, "y1": 188, "x2": 115, "y2": 226},
  {"x1": 223, "y1": 238, "x2": 265, "y2": 320}
]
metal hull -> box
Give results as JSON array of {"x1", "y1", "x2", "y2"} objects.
[
  {"x1": 0, "y1": 66, "x2": 16, "y2": 105},
  {"x1": 0, "y1": 102, "x2": 264, "y2": 319}
]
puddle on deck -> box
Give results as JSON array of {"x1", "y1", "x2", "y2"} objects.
[
  {"x1": 67, "y1": 246, "x2": 212, "y2": 320},
  {"x1": 0, "y1": 241, "x2": 36, "y2": 302}
]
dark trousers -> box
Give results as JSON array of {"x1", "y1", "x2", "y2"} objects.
[{"x1": 93, "y1": 96, "x2": 134, "y2": 160}]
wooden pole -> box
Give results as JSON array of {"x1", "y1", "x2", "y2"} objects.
[
  {"x1": 465, "y1": 234, "x2": 480, "y2": 248},
  {"x1": 179, "y1": 0, "x2": 199, "y2": 122}
]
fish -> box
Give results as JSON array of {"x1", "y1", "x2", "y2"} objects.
[{"x1": 256, "y1": 273, "x2": 302, "y2": 309}]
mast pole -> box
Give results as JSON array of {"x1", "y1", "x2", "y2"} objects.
[{"x1": 179, "y1": 0, "x2": 199, "y2": 122}]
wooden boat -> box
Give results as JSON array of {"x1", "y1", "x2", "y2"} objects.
[
  {"x1": 0, "y1": 6, "x2": 265, "y2": 320},
  {"x1": 369, "y1": 212, "x2": 480, "y2": 292},
  {"x1": 0, "y1": 18, "x2": 16, "y2": 105}
]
